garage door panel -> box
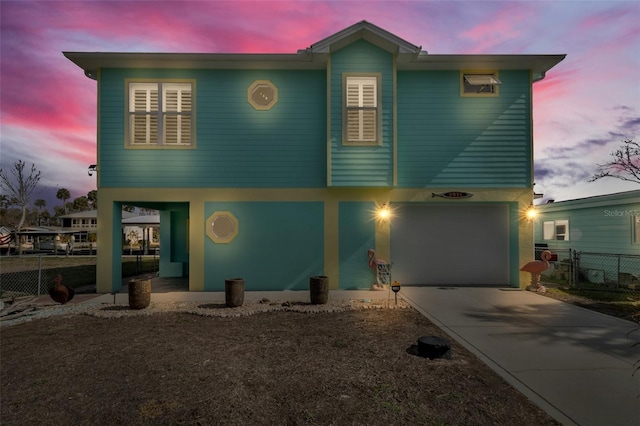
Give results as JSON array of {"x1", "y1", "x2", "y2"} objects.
[{"x1": 391, "y1": 204, "x2": 509, "y2": 285}]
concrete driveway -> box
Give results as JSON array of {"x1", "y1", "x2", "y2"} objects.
[{"x1": 400, "y1": 286, "x2": 640, "y2": 426}]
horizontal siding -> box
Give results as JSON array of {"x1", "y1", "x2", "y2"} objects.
[
  {"x1": 397, "y1": 70, "x2": 532, "y2": 188},
  {"x1": 535, "y1": 199, "x2": 640, "y2": 255},
  {"x1": 330, "y1": 41, "x2": 393, "y2": 187},
  {"x1": 99, "y1": 69, "x2": 326, "y2": 188},
  {"x1": 204, "y1": 202, "x2": 324, "y2": 291}
]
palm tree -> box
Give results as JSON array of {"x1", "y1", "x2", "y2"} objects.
[
  {"x1": 56, "y1": 188, "x2": 70, "y2": 214},
  {"x1": 34, "y1": 199, "x2": 46, "y2": 225}
]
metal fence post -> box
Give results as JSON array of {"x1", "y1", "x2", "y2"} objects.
[
  {"x1": 573, "y1": 250, "x2": 580, "y2": 289},
  {"x1": 616, "y1": 254, "x2": 621, "y2": 290},
  {"x1": 568, "y1": 248, "x2": 573, "y2": 288},
  {"x1": 37, "y1": 255, "x2": 42, "y2": 296}
]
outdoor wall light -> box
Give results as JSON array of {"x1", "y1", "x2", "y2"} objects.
[
  {"x1": 526, "y1": 204, "x2": 537, "y2": 220},
  {"x1": 88, "y1": 164, "x2": 97, "y2": 176},
  {"x1": 375, "y1": 202, "x2": 393, "y2": 222},
  {"x1": 378, "y1": 205, "x2": 390, "y2": 220}
]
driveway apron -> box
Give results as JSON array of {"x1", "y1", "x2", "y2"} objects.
[{"x1": 400, "y1": 286, "x2": 640, "y2": 426}]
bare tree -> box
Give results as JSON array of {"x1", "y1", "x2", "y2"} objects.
[
  {"x1": 589, "y1": 138, "x2": 640, "y2": 184},
  {"x1": 0, "y1": 160, "x2": 41, "y2": 231}
]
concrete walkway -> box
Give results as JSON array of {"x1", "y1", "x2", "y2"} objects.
[{"x1": 400, "y1": 286, "x2": 640, "y2": 426}]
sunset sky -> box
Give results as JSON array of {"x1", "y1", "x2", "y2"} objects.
[{"x1": 1, "y1": 0, "x2": 638, "y2": 211}]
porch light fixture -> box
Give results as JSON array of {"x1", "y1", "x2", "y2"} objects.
[
  {"x1": 526, "y1": 204, "x2": 537, "y2": 220},
  {"x1": 88, "y1": 164, "x2": 97, "y2": 176},
  {"x1": 375, "y1": 202, "x2": 394, "y2": 222}
]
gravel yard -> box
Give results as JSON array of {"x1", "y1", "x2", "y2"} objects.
[{"x1": 1, "y1": 299, "x2": 558, "y2": 425}]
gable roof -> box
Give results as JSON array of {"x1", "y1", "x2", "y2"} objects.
[
  {"x1": 306, "y1": 20, "x2": 422, "y2": 55},
  {"x1": 64, "y1": 21, "x2": 565, "y2": 81}
]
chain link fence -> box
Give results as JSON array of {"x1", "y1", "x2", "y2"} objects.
[
  {"x1": 574, "y1": 252, "x2": 640, "y2": 291},
  {"x1": 540, "y1": 248, "x2": 575, "y2": 287},
  {"x1": 1, "y1": 254, "x2": 159, "y2": 297},
  {"x1": 0, "y1": 256, "x2": 61, "y2": 296},
  {"x1": 540, "y1": 248, "x2": 640, "y2": 292}
]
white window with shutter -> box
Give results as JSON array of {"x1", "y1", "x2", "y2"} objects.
[
  {"x1": 344, "y1": 75, "x2": 379, "y2": 145},
  {"x1": 128, "y1": 81, "x2": 194, "y2": 148}
]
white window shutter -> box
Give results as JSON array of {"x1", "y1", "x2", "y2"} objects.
[
  {"x1": 129, "y1": 82, "x2": 192, "y2": 146},
  {"x1": 163, "y1": 84, "x2": 191, "y2": 145},
  {"x1": 345, "y1": 77, "x2": 377, "y2": 143},
  {"x1": 130, "y1": 83, "x2": 159, "y2": 144}
]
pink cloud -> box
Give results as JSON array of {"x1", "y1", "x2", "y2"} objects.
[
  {"x1": 577, "y1": 3, "x2": 637, "y2": 31},
  {"x1": 459, "y1": 3, "x2": 532, "y2": 53},
  {"x1": 1, "y1": 0, "x2": 638, "y2": 205}
]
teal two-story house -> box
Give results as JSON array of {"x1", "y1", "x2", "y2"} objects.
[{"x1": 65, "y1": 21, "x2": 565, "y2": 293}]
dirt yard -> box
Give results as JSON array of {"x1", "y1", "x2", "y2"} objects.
[{"x1": 0, "y1": 304, "x2": 557, "y2": 425}]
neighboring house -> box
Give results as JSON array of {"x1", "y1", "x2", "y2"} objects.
[
  {"x1": 60, "y1": 210, "x2": 156, "y2": 249},
  {"x1": 122, "y1": 214, "x2": 160, "y2": 253},
  {"x1": 534, "y1": 190, "x2": 640, "y2": 255},
  {"x1": 11, "y1": 226, "x2": 72, "y2": 253},
  {"x1": 534, "y1": 190, "x2": 640, "y2": 285},
  {"x1": 65, "y1": 21, "x2": 565, "y2": 293},
  {"x1": 60, "y1": 210, "x2": 99, "y2": 230}
]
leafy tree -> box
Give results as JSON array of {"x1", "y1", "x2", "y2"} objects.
[
  {"x1": 72, "y1": 196, "x2": 89, "y2": 212},
  {"x1": 589, "y1": 138, "x2": 640, "y2": 184},
  {"x1": 34, "y1": 199, "x2": 46, "y2": 225},
  {"x1": 87, "y1": 190, "x2": 97, "y2": 210},
  {"x1": 56, "y1": 188, "x2": 71, "y2": 214},
  {"x1": 0, "y1": 160, "x2": 41, "y2": 231},
  {"x1": 40, "y1": 210, "x2": 51, "y2": 226},
  {"x1": 52, "y1": 205, "x2": 66, "y2": 226}
]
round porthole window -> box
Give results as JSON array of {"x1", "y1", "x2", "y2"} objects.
[
  {"x1": 206, "y1": 211, "x2": 239, "y2": 243},
  {"x1": 248, "y1": 80, "x2": 278, "y2": 110}
]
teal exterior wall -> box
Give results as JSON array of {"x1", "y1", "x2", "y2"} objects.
[
  {"x1": 534, "y1": 192, "x2": 640, "y2": 255},
  {"x1": 98, "y1": 69, "x2": 326, "y2": 188},
  {"x1": 338, "y1": 202, "x2": 376, "y2": 289},
  {"x1": 396, "y1": 70, "x2": 532, "y2": 188},
  {"x1": 98, "y1": 62, "x2": 533, "y2": 190},
  {"x1": 92, "y1": 37, "x2": 543, "y2": 293},
  {"x1": 203, "y1": 202, "x2": 324, "y2": 291},
  {"x1": 329, "y1": 41, "x2": 394, "y2": 187},
  {"x1": 158, "y1": 203, "x2": 189, "y2": 277}
]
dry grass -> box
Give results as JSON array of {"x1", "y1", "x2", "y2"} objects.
[{"x1": 1, "y1": 306, "x2": 558, "y2": 425}]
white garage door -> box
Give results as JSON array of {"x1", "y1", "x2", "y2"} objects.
[{"x1": 390, "y1": 204, "x2": 509, "y2": 285}]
